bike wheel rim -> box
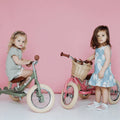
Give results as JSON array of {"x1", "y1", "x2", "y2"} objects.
[
  {"x1": 62, "y1": 85, "x2": 74, "y2": 105},
  {"x1": 31, "y1": 88, "x2": 51, "y2": 109},
  {"x1": 110, "y1": 83, "x2": 120, "y2": 101}
]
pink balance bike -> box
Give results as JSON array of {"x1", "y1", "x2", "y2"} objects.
[{"x1": 60, "y1": 52, "x2": 120, "y2": 109}]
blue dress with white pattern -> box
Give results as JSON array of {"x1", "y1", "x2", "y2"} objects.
[{"x1": 89, "y1": 45, "x2": 116, "y2": 87}]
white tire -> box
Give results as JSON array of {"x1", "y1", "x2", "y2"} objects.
[
  {"x1": 27, "y1": 84, "x2": 55, "y2": 113},
  {"x1": 61, "y1": 82, "x2": 78, "y2": 109},
  {"x1": 109, "y1": 80, "x2": 120, "y2": 104}
]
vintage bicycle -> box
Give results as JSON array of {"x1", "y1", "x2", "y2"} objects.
[
  {"x1": 0, "y1": 55, "x2": 55, "y2": 113},
  {"x1": 60, "y1": 52, "x2": 120, "y2": 109}
]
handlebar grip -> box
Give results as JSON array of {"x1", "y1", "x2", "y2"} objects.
[
  {"x1": 34, "y1": 55, "x2": 39, "y2": 61},
  {"x1": 84, "y1": 60, "x2": 93, "y2": 65},
  {"x1": 60, "y1": 52, "x2": 70, "y2": 58},
  {"x1": 26, "y1": 55, "x2": 39, "y2": 67},
  {"x1": 89, "y1": 61, "x2": 93, "y2": 65},
  {"x1": 26, "y1": 61, "x2": 33, "y2": 67}
]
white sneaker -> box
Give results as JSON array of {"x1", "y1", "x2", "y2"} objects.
[
  {"x1": 24, "y1": 88, "x2": 29, "y2": 94},
  {"x1": 96, "y1": 103, "x2": 108, "y2": 111},
  {"x1": 88, "y1": 101, "x2": 101, "y2": 108}
]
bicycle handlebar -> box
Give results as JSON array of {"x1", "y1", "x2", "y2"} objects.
[
  {"x1": 26, "y1": 55, "x2": 40, "y2": 67},
  {"x1": 84, "y1": 60, "x2": 93, "y2": 65},
  {"x1": 60, "y1": 52, "x2": 70, "y2": 58},
  {"x1": 60, "y1": 52, "x2": 93, "y2": 65}
]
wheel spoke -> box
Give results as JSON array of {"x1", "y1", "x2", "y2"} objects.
[
  {"x1": 110, "y1": 82, "x2": 120, "y2": 101},
  {"x1": 31, "y1": 88, "x2": 51, "y2": 109},
  {"x1": 62, "y1": 85, "x2": 74, "y2": 105}
]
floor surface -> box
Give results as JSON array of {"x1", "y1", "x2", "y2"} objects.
[{"x1": 0, "y1": 94, "x2": 120, "y2": 120}]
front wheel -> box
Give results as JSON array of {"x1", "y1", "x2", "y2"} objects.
[
  {"x1": 27, "y1": 84, "x2": 55, "y2": 113},
  {"x1": 61, "y1": 82, "x2": 78, "y2": 109},
  {"x1": 109, "y1": 80, "x2": 120, "y2": 104}
]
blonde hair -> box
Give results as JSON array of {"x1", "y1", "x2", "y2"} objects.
[{"x1": 8, "y1": 31, "x2": 27, "y2": 52}]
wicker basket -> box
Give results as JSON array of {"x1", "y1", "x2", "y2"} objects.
[{"x1": 71, "y1": 60, "x2": 92, "y2": 81}]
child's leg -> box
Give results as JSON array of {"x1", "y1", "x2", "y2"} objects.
[
  {"x1": 20, "y1": 69, "x2": 33, "y2": 78},
  {"x1": 19, "y1": 69, "x2": 33, "y2": 87},
  {"x1": 88, "y1": 86, "x2": 101, "y2": 108},
  {"x1": 95, "y1": 86, "x2": 102, "y2": 103},
  {"x1": 101, "y1": 87, "x2": 109, "y2": 104},
  {"x1": 96, "y1": 87, "x2": 109, "y2": 110}
]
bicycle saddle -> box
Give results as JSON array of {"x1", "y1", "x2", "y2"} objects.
[{"x1": 11, "y1": 76, "x2": 26, "y2": 83}]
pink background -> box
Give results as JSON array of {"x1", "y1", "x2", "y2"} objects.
[{"x1": 0, "y1": 0, "x2": 120, "y2": 93}]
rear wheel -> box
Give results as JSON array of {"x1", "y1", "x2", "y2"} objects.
[
  {"x1": 109, "y1": 80, "x2": 120, "y2": 104},
  {"x1": 61, "y1": 82, "x2": 78, "y2": 109}
]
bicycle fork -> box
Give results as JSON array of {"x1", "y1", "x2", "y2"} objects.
[{"x1": 63, "y1": 77, "x2": 78, "y2": 99}]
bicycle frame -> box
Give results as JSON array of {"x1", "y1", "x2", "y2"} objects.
[
  {"x1": 0, "y1": 59, "x2": 43, "y2": 100},
  {"x1": 60, "y1": 52, "x2": 95, "y2": 98},
  {"x1": 15, "y1": 60, "x2": 43, "y2": 99},
  {"x1": 17, "y1": 61, "x2": 40, "y2": 90},
  {"x1": 63, "y1": 76, "x2": 95, "y2": 99}
]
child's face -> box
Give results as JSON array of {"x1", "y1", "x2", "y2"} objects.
[
  {"x1": 14, "y1": 35, "x2": 26, "y2": 49},
  {"x1": 97, "y1": 30, "x2": 107, "y2": 44}
]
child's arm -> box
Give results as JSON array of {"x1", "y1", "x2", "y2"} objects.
[
  {"x1": 98, "y1": 46, "x2": 111, "y2": 79},
  {"x1": 12, "y1": 55, "x2": 31, "y2": 65},
  {"x1": 87, "y1": 52, "x2": 95, "y2": 61}
]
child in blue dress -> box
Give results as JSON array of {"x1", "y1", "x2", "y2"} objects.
[{"x1": 87, "y1": 25, "x2": 116, "y2": 110}]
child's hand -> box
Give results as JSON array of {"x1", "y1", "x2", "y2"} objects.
[
  {"x1": 26, "y1": 60, "x2": 32, "y2": 65},
  {"x1": 84, "y1": 60, "x2": 93, "y2": 65},
  {"x1": 98, "y1": 70, "x2": 104, "y2": 79},
  {"x1": 74, "y1": 58, "x2": 77, "y2": 62},
  {"x1": 26, "y1": 60, "x2": 33, "y2": 67}
]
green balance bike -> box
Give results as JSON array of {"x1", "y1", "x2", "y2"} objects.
[{"x1": 0, "y1": 55, "x2": 55, "y2": 113}]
